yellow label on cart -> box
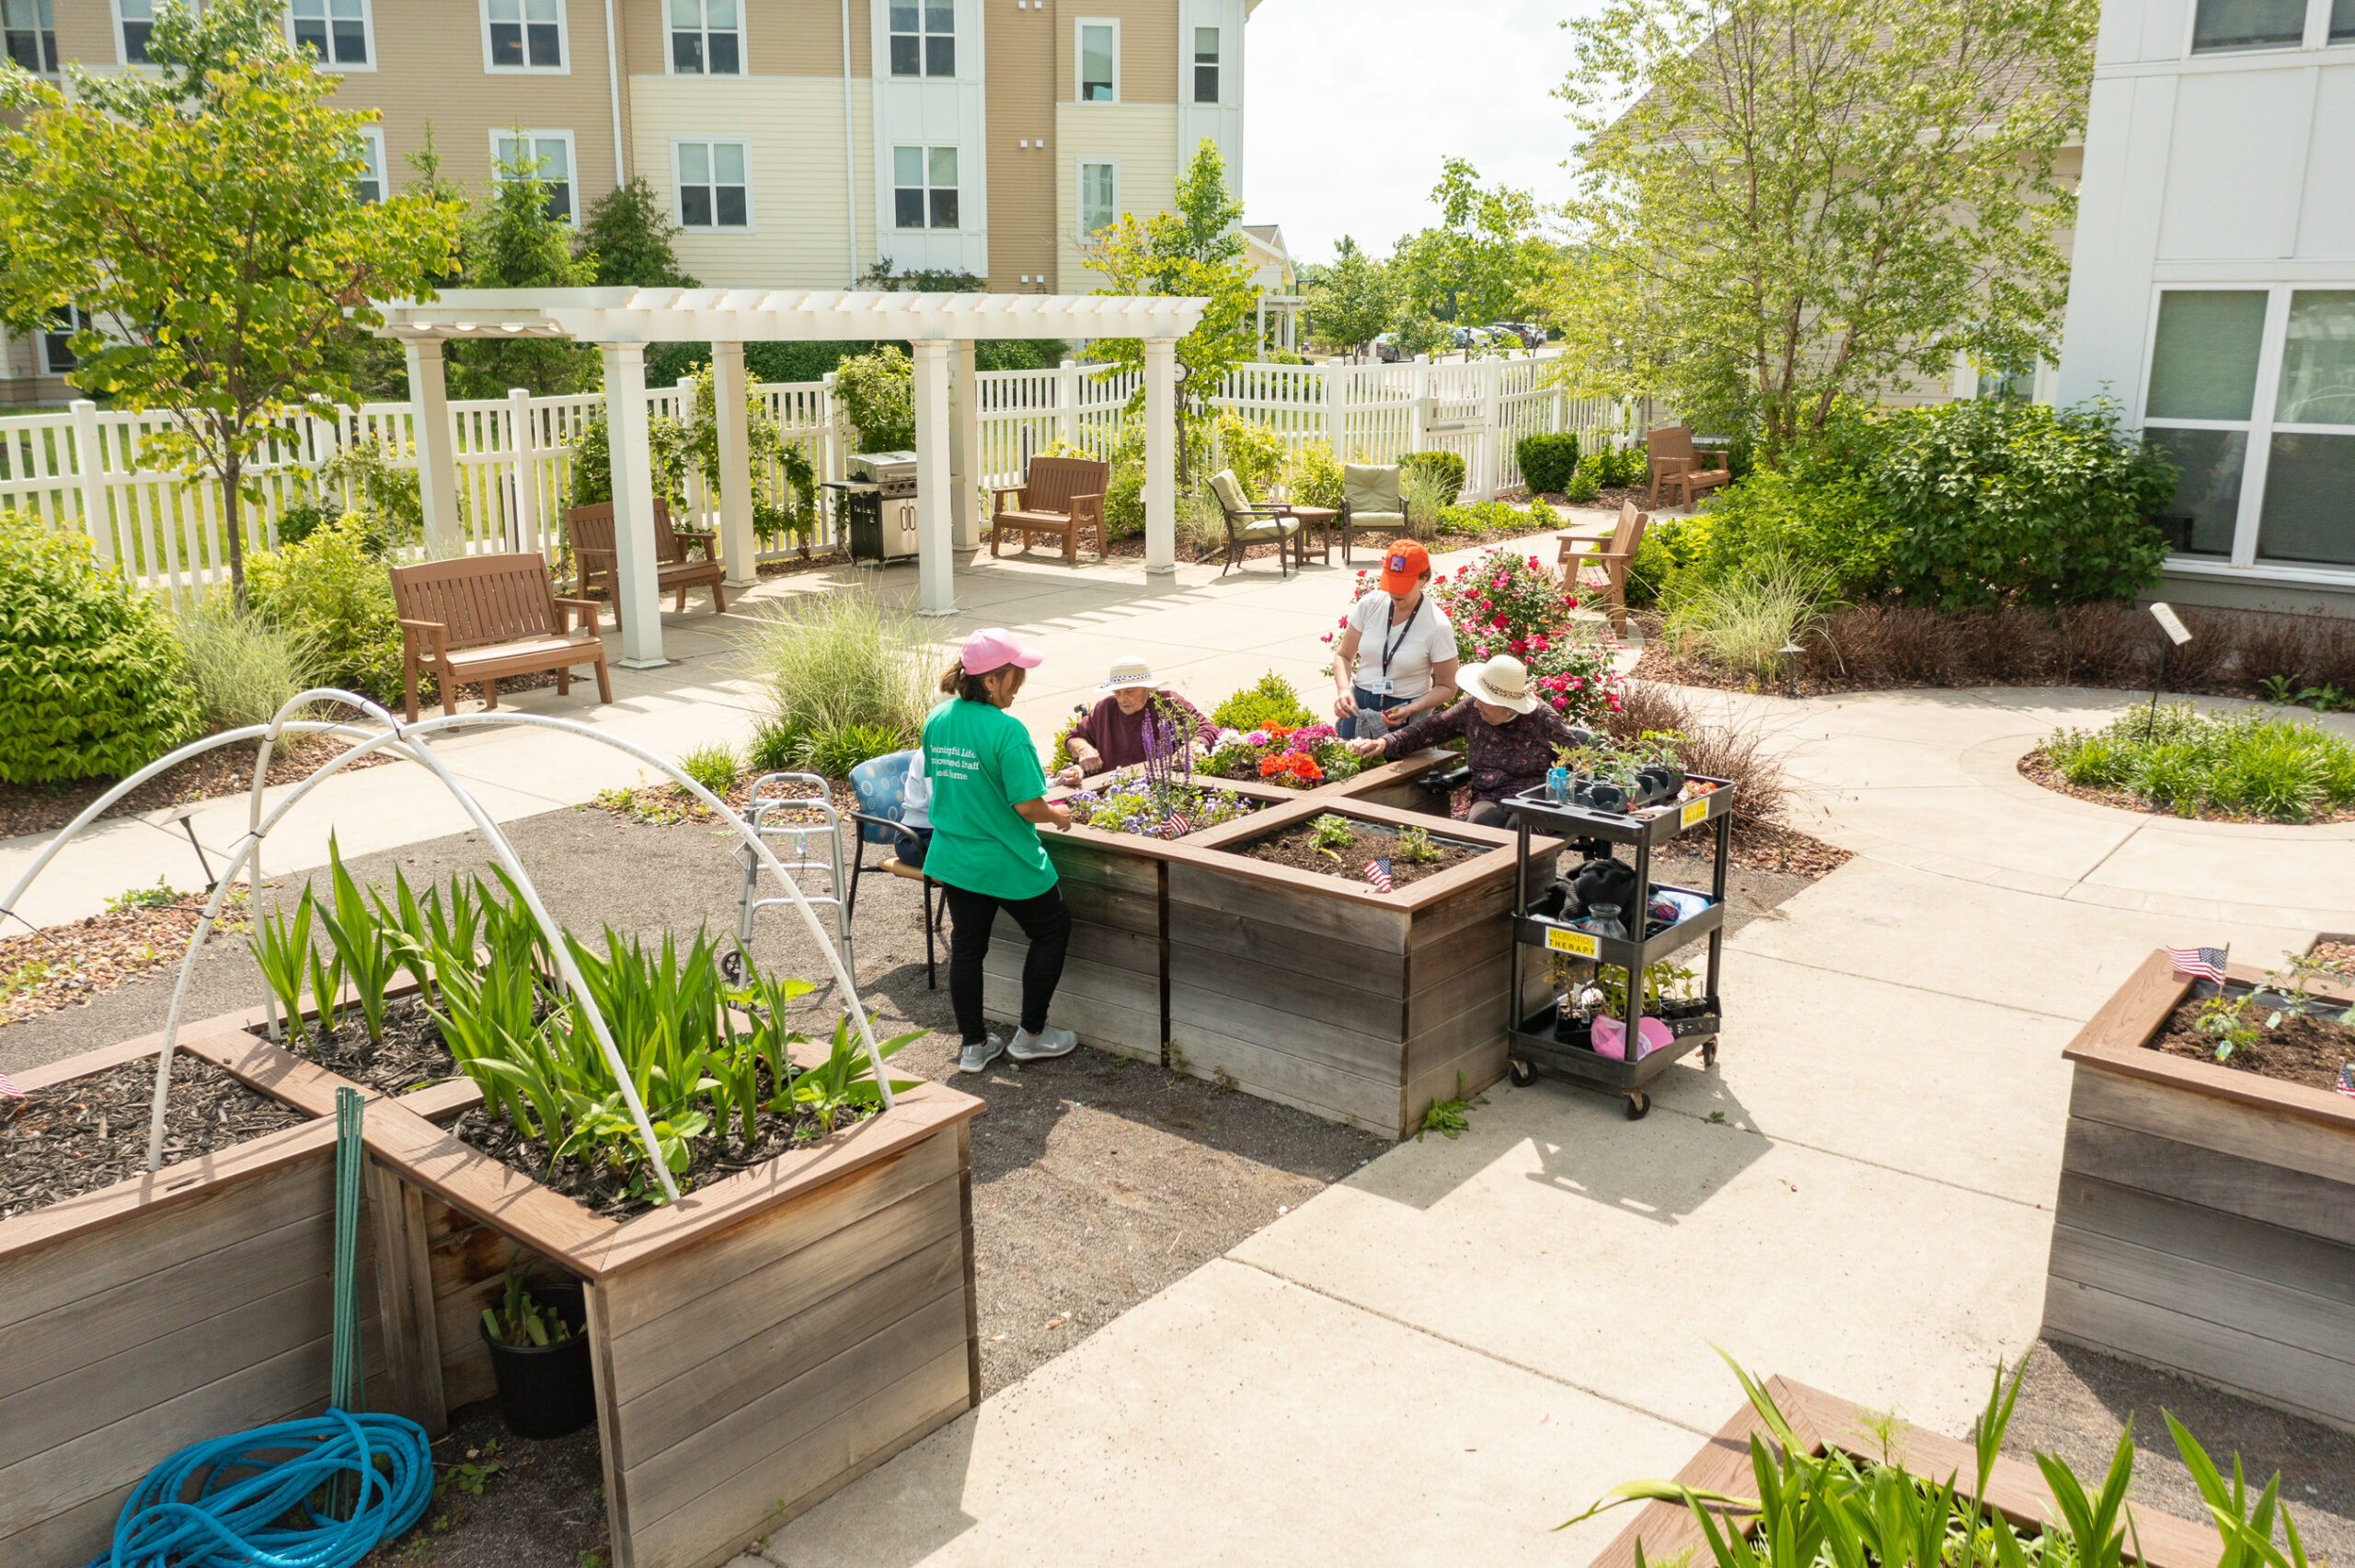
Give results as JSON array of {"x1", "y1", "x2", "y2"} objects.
[
  {"x1": 1680, "y1": 796, "x2": 1709, "y2": 828},
  {"x1": 1545, "y1": 927, "x2": 1599, "y2": 958}
]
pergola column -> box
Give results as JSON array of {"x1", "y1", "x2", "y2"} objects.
[
  {"x1": 1143, "y1": 336, "x2": 1178, "y2": 576},
  {"x1": 950, "y1": 339, "x2": 981, "y2": 550},
  {"x1": 712, "y1": 340, "x2": 758, "y2": 587},
  {"x1": 403, "y1": 338, "x2": 459, "y2": 555},
  {"x1": 601, "y1": 343, "x2": 667, "y2": 667},
  {"x1": 912, "y1": 339, "x2": 957, "y2": 617}
]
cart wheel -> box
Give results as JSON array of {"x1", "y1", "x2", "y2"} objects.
[
  {"x1": 1508, "y1": 1057, "x2": 1535, "y2": 1088},
  {"x1": 1625, "y1": 1091, "x2": 1649, "y2": 1121},
  {"x1": 1702, "y1": 1038, "x2": 1718, "y2": 1067}
]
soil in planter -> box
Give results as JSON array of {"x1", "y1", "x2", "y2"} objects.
[
  {"x1": 2146, "y1": 989, "x2": 2355, "y2": 1092},
  {"x1": 361, "y1": 1398, "x2": 610, "y2": 1568},
  {"x1": 1239, "y1": 817, "x2": 1481, "y2": 889},
  {"x1": 248, "y1": 993, "x2": 462, "y2": 1098},
  {"x1": 0, "y1": 1056, "x2": 309, "y2": 1220}
]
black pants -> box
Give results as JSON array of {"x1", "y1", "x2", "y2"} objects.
[{"x1": 942, "y1": 882, "x2": 1071, "y2": 1045}]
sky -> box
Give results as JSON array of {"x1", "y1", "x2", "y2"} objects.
[{"x1": 1240, "y1": 0, "x2": 1608, "y2": 268}]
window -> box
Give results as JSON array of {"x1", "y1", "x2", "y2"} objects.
[
  {"x1": 669, "y1": 0, "x2": 739, "y2": 74},
  {"x1": 2258, "y1": 292, "x2": 2355, "y2": 565},
  {"x1": 1078, "y1": 20, "x2": 1114, "y2": 101},
  {"x1": 493, "y1": 131, "x2": 575, "y2": 223},
  {"x1": 43, "y1": 306, "x2": 87, "y2": 375},
  {"x1": 2142, "y1": 290, "x2": 2266, "y2": 555},
  {"x1": 1975, "y1": 364, "x2": 2036, "y2": 402},
  {"x1": 1079, "y1": 160, "x2": 1115, "y2": 238},
  {"x1": 4, "y1": 0, "x2": 55, "y2": 73},
  {"x1": 1192, "y1": 26, "x2": 1218, "y2": 104},
  {"x1": 892, "y1": 145, "x2": 958, "y2": 229},
  {"x1": 675, "y1": 140, "x2": 749, "y2": 228},
  {"x1": 2335, "y1": 0, "x2": 2355, "y2": 41},
  {"x1": 116, "y1": 0, "x2": 153, "y2": 63},
  {"x1": 352, "y1": 129, "x2": 385, "y2": 202},
  {"x1": 486, "y1": 0, "x2": 563, "y2": 69},
  {"x1": 2189, "y1": 0, "x2": 2305, "y2": 52},
  {"x1": 291, "y1": 0, "x2": 370, "y2": 65},
  {"x1": 887, "y1": 0, "x2": 952, "y2": 76}
]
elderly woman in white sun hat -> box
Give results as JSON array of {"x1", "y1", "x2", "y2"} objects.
[
  {"x1": 1053, "y1": 655, "x2": 1220, "y2": 787},
  {"x1": 1346, "y1": 654, "x2": 1591, "y2": 828}
]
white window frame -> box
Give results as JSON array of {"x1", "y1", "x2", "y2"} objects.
[
  {"x1": 671, "y1": 136, "x2": 754, "y2": 231},
  {"x1": 1191, "y1": 25, "x2": 1219, "y2": 106},
  {"x1": 353, "y1": 126, "x2": 387, "y2": 202},
  {"x1": 885, "y1": 0, "x2": 955, "y2": 79},
  {"x1": 489, "y1": 128, "x2": 580, "y2": 225},
  {"x1": 287, "y1": 0, "x2": 376, "y2": 71},
  {"x1": 1075, "y1": 17, "x2": 1118, "y2": 104},
  {"x1": 2182, "y1": 0, "x2": 2347, "y2": 55},
  {"x1": 481, "y1": 0, "x2": 569, "y2": 74},
  {"x1": 890, "y1": 143, "x2": 961, "y2": 232},
  {"x1": 110, "y1": 0, "x2": 155, "y2": 66},
  {"x1": 4, "y1": 0, "x2": 59, "y2": 74},
  {"x1": 666, "y1": 0, "x2": 743, "y2": 76},
  {"x1": 1076, "y1": 157, "x2": 1119, "y2": 243}
]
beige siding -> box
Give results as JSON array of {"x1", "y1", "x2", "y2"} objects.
[
  {"x1": 1057, "y1": 0, "x2": 1175, "y2": 107},
  {"x1": 986, "y1": 0, "x2": 1056, "y2": 289},
  {"x1": 631, "y1": 74, "x2": 871, "y2": 287},
  {"x1": 628, "y1": 0, "x2": 863, "y2": 82},
  {"x1": 1054, "y1": 101, "x2": 1175, "y2": 291},
  {"x1": 52, "y1": 1, "x2": 115, "y2": 63}
]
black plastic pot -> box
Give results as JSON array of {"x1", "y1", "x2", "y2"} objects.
[{"x1": 480, "y1": 1278, "x2": 596, "y2": 1439}]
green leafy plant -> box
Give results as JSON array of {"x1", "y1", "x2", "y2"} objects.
[
  {"x1": 1211, "y1": 672, "x2": 1315, "y2": 732},
  {"x1": 806, "y1": 722, "x2": 908, "y2": 780},
  {"x1": 833, "y1": 345, "x2": 915, "y2": 452},
  {"x1": 790, "y1": 1012, "x2": 922, "y2": 1134},
  {"x1": 1397, "y1": 461, "x2": 1453, "y2": 537},
  {"x1": 1562, "y1": 466, "x2": 1603, "y2": 505},
  {"x1": 747, "y1": 717, "x2": 808, "y2": 774},
  {"x1": 1306, "y1": 812, "x2": 1354, "y2": 862},
  {"x1": 2043, "y1": 704, "x2": 2355, "y2": 822},
  {"x1": 249, "y1": 886, "x2": 317, "y2": 1039},
  {"x1": 1685, "y1": 469, "x2": 1899, "y2": 603},
  {"x1": 741, "y1": 591, "x2": 928, "y2": 754},
  {"x1": 106, "y1": 877, "x2": 179, "y2": 915},
  {"x1": 1668, "y1": 553, "x2": 1836, "y2": 683},
  {"x1": 2194, "y1": 990, "x2": 2268, "y2": 1063},
  {"x1": 173, "y1": 593, "x2": 318, "y2": 733},
  {"x1": 1516, "y1": 432, "x2": 1581, "y2": 495},
  {"x1": 481, "y1": 1252, "x2": 573, "y2": 1346},
  {"x1": 1395, "y1": 824, "x2": 1442, "y2": 864},
  {"x1": 1399, "y1": 450, "x2": 1467, "y2": 501},
  {"x1": 678, "y1": 742, "x2": 741, "y2": 796},
  {"x1": 315, "y1": 836, "x2": 401, "y2": 1045},
  {"x1": 1047, "y1": 703, "x2": 1092, "y2": 774},
  {"x1": 1416, "y1": 1071, "x2": 1485, "y2": 1141},
  {"x1": 1281, "y1": 442, "x2": 1345, "y2": 510},
  {"x1": 245, "y1": 513, "x2": 408, "y2": 704}
]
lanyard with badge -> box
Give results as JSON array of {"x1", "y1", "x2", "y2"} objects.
[{"x1": 1361, "y1": 593, "x2": 1421, "y2": 699}]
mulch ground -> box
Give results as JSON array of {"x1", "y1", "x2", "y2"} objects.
[
  {"x1": 2147, "y1": 990, "x2": 2355, "y2": 1093},
  {"x1": 2312, "y1": 939, "x2": 2355, "y2": 976},
  {"x1": 2017, "y1": 752, "x2": 2355, "y2": 827},
  {"x1": 0, "y1": 735, "x2": 401, "y2": 844},
  {"x1": 1, "y1": 886, "x2": 251, "y2": 1027},
  {"x1": 0, "y1": 1055, "x2": 307, "y2": 1220}
]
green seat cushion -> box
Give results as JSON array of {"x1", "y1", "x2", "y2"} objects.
[
  {"x1": 1348, "y1": 509, "x2": 1407, "y2": 531},
  {"x1": 1343, "y1": 464, "x2": 1402, "y2": 512},
  {"x1": 1209, "y1": 468, "x2": 1252, "y2": 514},
  {"x1": 1235, "y1": 519, "x2": 1297, "y2": 541}
]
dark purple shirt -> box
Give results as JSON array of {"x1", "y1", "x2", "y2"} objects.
[
  {"x1": 1069, "y1": 692, "x2": 1218, "y2": 770},
  {"x1": 1381, "y1": 699, "x2": 1582, "y2": 805}
]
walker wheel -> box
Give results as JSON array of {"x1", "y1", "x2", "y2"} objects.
[
  {"x1": 1625, "y1": 1091, "x2": 1649, "y2": 1121},
  {"x1": 1508, "y1": 1057, "x2": 1535, "y2": 1088},
  {"x1": 719, "y1": 949, "x2": 746, "y2": 986}
]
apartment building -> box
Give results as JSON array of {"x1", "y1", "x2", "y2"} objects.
[{"x1": 0, "y1": 0, "x2": 1253, "y2": 400}]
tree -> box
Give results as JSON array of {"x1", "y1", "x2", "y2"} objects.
[
  {"x1": 1552, "y1": 0, "x2": 2093, "y2": 458},
  {"x1": 1084, "y1": 139, "x2": 1260, "y2": 483},
  {"x1": 1390, "y1": 159, "x2": 1552, "y2": 329},
  {"x1": 445, "y1": 133, "x2": 599, "y2": 397},
  {"x1": 579, "y1": 177, "x2": 700, "y2": 289},
  {"x1": 1306, "y1": 235, "x2": 1395, "y2": 361},
  {"x1": 0, "y1": 0, "x2": 460, "y2": 599}
]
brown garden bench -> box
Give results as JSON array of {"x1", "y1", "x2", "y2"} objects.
[
  {"x1": 389, "y1": 553, "x2": 612, "y2": 723},
  {"x1": 564, "y1": 499, "x2": 728, "y2": 633},
  {"x1": 989, "y1": 454, "x2": 1109, "y2": 566}
]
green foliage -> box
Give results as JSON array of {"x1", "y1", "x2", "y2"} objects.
[
  {"x1": 1435, "y1": 499, "x2": 1531, "y2": 537},
  {"x1": 677, "y1": 743, "x2": 741, "y2": 796},
  {"x1": 1306, "y1": 813, "x2": 1354, "y2": 860},
  {"x1": 833, "y1": 346, "x2": 915, "y2": 453},
  {"x1": 309, "y1": 438, "x2": 423, "y2": 550},
  {"x1": 1396, "y1": 824, "x2": 1441, "y2": 864},
  {"x1": 448, "y1": 134, "x2": 599, "y2": 396},
  {"x1": 316, "y1": 836, "x2": 401, "y2": 1043},
  {"x1": 1390, "y1": 158, "x2": 1556, "y2": 330},
  {"x1": 804, "y1": 722, "x2": 907, "y2": 779},
  {"x1": 0, "y1": 514, "x2": 200, "y2": 784},
  {"x1": 975, "y1": 339, "x2": 1071, "y2": 372},
  {"x1": 1562, "y1": 467, "x2": 1603, "y2": 505},
  {"x1": 1692, "y1": 470, "x2": 1899, "y2": 601},
  {"x1": 0, "y1": 0, "x2": 463, "y2": 595},
  {"x1": 483, "y1": 1253, "x2": 574, "y2": 1346},
  {"x1": 1624, "y1": 516, "x2": 1710, "y2": 608},
  {"x1": 2042, "y1": 703, "x2": 2355, "y2": 822},
  {"x1": 173, "y1": 594, "x2": 316, "y2": 733},
  {"x1": 106, "y1": 877, "x2": 179, "y2": 914},
  {"x1": 1306, "y1": 235, "x2": 1396, "y2": 357},
  {"x1": 1281, "y1": 443, "x2": 1345, "y2": 510},
  {"x1": 249, "y1": 887, "x2": 316, "y2": 1039},
  {"x1": 1873, "y1": 399, "x2": 2177, "y2": 609},
  {"x1": 746, "y1": 718, "x2": 804, "y2": 774},
  {"x1": 1211, "y1": 672, "x2": 1315, "y2": 731},
  {"x1": 741, "y1": 592, "x2": 930, "y2": 750},
  {"x1": 1213, "y1": 413, "x2": 1287, "y2": 500},
  {"x1": 245, "y1": 513, "x2": 406, "y2": 704},
  {"x1": 577, "y1": 177, "x2": 699, "y2": 289},
  {"x1": 1399, "y1": 450, "x2": 1466, "y2": 503},
  {"x1": 1517, "y1": 432, "x2": 1582, "y2": 495},
  {"x1": 1416, "y1": 1070, "x2": 1486, "y2": 1141},
  {"x1": 1667, "y1": 553, "x2": 1836, "y2": 682}
]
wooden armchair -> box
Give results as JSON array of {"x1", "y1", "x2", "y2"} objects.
[
  {"x1": 989, "y1": 455, "x2": 1110, "y2": 566},
  {"x1": 563, "y1": 498, "x2": 728, "y2": 633},
  {"x1": 1646, "y1": 425, "x2": 1731, "y2": 510},
  {"x1": 1558, "y1": 501, "x2": 1649, "y2": 635},
  {"x1": 1208, "y1": 468, "x2": 1302, "y2": 578}
]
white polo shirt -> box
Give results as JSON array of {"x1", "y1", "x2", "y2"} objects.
[{"x1": 1344, "y1": 589, "x2": 1459, "y2": 702}]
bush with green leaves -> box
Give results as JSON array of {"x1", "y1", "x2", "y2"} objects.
[
  {"x1": 1211, "y1": 672, "x2": 1315, "y2": 731},
  {"x1": 1667, "y1": 552, "x2": 1837, "y2": 682},
  {"x1": 2043, "y1": 702, "x2": 2355, "y2": 821},
  {"x1": 833, "y1": 346, "x2": 915, "y2": 453},
  {"x1": 0, "y1": 512, "x2": 200, "y2": 784},
  {"x1": 1212, "y1": 413, "x2": 1287, "y2": 499},
  {"x1": 175, "y1": 595, "x2": 318, "y2": 732},
  {"x1": 677, "y1": 743, "x2": 740, "y2": 795},
  {"x1": 1398, "y1": 462, "x2": 1453, "y2": 536},
  {"x1": 246, "y1": 512, "x2": 408, "y2": 705},
  {"x1": 1398, "y1": 450, "x2": 1466, "y2": 503},
  {"x1": 1516, "y1": 432, "x2": 1581, "y2": 495},
  {"x1": 1562, "y1": 466, "x2": 1602, "y2": 504},
  {"x1": 1281, "y1": 442, "x2": 1344, "y2": 510},
  {"x1": 1690, "y1": 469, "x2": 1899, "y2": 601},
  {"x1": 1624, "y1": 516, "x2": 1710, "y2": 608}
]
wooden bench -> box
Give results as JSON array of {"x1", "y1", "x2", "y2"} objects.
[
  {"x1": 1558, "y1": 500, "x2": 1648, "y2": 635},
  {"x1": 389, "y1": 554, "x2": 612, "y2": 723},
  {"x1": 564, "y1": 498, "x2": 728, "y2": 632},
  {"x1": 989, "y1": 455, "x2": 1109, "y2": 566}
]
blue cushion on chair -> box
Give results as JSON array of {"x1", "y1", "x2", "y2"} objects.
[{"x1": 847, "y1": 750, "x2": 917, "y2": 844}]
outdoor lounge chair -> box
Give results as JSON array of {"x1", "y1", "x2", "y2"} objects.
[
  {"x1": 563, "y1": 498, "x2": 728, "y2": 632},
  {"x1": 1558, "y1": 500, "x2": 1648, "y2": 635},
  {"x1": 1338, "y1": 464, "x2": 1406, "y2": 565},
  {"x1": 844, "y1": 750, "x2": 944, "y2": 989},
  {"x1": 389, "y1": 553, "x2": 611, "y2": 724},
  {"x1": 1645, "y1": 425, "x2": 1732, "y2": 510},
  {"x1": 1209, "y1": 468, "x2": 1302, "y2": 578},
  {"x1": 990, "y1": 455, "x2": 1110, "y2": 565}
]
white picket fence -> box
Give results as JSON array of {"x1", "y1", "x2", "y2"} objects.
[{"x1": 0, "y1": 353, "x2": 1638, "y2": 604}]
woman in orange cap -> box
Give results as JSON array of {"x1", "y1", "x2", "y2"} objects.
[{"x1": 1330, "y1": 538, "x2": 1460, "y2": 734}]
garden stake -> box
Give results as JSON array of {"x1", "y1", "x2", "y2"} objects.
[
  {"x1": 2145, "y1": 601, "x2": 2193, "y2": 740},
  {"x1": 329, "y1": 1085, "x2": 365, "y2": 1516}
]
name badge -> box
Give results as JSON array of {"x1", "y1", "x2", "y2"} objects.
[{"x1": 1360, "y1": 677, "x2": 1395, "y2": 696}]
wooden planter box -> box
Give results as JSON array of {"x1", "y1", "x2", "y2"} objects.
[
  {"x1": 2045, "y1": 949, "x2": 2355, "y2": 1434},
  {"x1": 0, "y1": 1013, "x2": 377, "y2": 1566},
  {"x1": 1588, "y1": 1375, "x2": 2219, "y2": 1568},
  {"x1": 1165, "y1": 797, "x2": 1557, "y2": 1139}
]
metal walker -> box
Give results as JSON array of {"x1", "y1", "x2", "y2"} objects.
[{"x1": 728, "y1": 772, "x2": 853, "y2": 983}]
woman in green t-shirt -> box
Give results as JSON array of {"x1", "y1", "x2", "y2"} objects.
[{"x1": 922, "y1": 628, "x2": 1079, "y2": 1075}]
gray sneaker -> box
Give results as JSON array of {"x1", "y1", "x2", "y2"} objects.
[
  {"x1": 1007, "y1": 1024, "x2": 1077, "y2": 1062},
  {"x1": 957, "y1": 1033, "x2": 1005, "y2": 1074}
]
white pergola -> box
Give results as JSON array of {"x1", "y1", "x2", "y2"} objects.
[{"x1": 372, "y1": 288, "x2": 1208, "y2": 668}]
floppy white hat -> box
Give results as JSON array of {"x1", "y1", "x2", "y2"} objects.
[
  {"x1": 1460, "y1": 655, "x2": 1541, "y2": 715},
  {"x1": 1096, "y1": 655, "x2": 1167, "y2": 695}
]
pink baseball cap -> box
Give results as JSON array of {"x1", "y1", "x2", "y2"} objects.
[{"x1": 959, "y1": 627, "x2": 1044, "y2": 672}]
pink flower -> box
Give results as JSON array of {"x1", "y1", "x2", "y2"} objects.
[
  {"x1": 1552, "y1": 695, "x2": 1568, "y2": 711},
  {"x1": 1531, "y1": 635, "x2": 1549, "y2": 651},
  {"x1": 1508, "y1": 638, "x2": 1527, "y2": 655},
  {"x1": 1568, "y1": 677, "x2": 1585, "y2": 690},
  {"x1": 1319, "y1": 632, "x2": 1333, "y2": 644},
  {"x1": 1565, "y1": 596, "x2": 1580, "y2": 610},
  {"x1": 1529, "y1": 556, "x2": 1542, "y2": 569},
  {"x1": 1474, "y1": 645, "x2": 1490, "y2": 658}
]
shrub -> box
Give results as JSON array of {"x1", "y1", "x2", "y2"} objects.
[
  {"x1": 677, "y1": 742, "x2": 741, "y2": 795},
  {"x1": 741, "y1": 591, "x2": 930, "y2": 746},
  {"x1": 833, "y1": 346, "x2": 915, "y2": 452},
  {"x1": 1178, "y1": 489, "x2": 1227, "y2": 556},
  {"x1": 1103, "y1": 461, "x2": 1146, "y2": 540},
  {"x1": 1398, "y1": 463, "x2": 1453, "y2": 536},
  {"x1": 1398, "y1": 450, "x2": 1466, "y2": 503},
  {"x1": 1212, "y1": 413, "x2": 1287, "y2": 500},
  {"x1": 1433, "y1": 547, "x2": 1624, "y2": 726},
  {"x1": 1668, "y1": 553, "x2": 1836, "y2": 682},
  {"x1": 0, "y1": 513, "x2": 200, "y2": 784},
  {"x1": 1435, "y1": 499, "x2": 1523, "y2": 537},
  {"x1": 1516, "y1": 432, "x2": 1581, "y2": 495},
  {"x1": 1281, "y1": 443, "x2": 1344, "y2": 510},
  {"x1": 175, "y1": 596, "x2": 318, "y2": 732},
  {"x1": 747, "y1": 717, "x2": 804, "y2": 773},
  {"x1": 2043, "y1": 703, "x2": 2355, "y2": 821},
  {"x1": 246, "y1": 513, "x2": 408, "y2": 705},
  {"x1": 805, "y1": 722, "x2": 906, "y2": 779},
  {"x1": 1691, "y1": 470, "x2": 1899, "y2": 602},
  {"x1": 1212, "y1": 672, "x2": 1315, "y2": 731},
  {"x1": 1562, "y1": 467, "x2": 1602, "y2": 504},
  {"x1": 1873, "y1": 399, "x2": 2178, "y2": 609}
]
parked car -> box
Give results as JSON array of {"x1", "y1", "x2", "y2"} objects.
[
  {"x1": 1373, "y1": 332, "x2": 1407, "y2": 363},
  {"x1": 1492, "y1": 322, "x2": 1545, "y2": 349}
]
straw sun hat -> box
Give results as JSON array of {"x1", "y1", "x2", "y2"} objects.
[{"x1": 1459, "y1": 655, "x2": 1541, "y2": 715}]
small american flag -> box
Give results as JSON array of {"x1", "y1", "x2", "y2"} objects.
[
  {"x1": 0, "y1": 1070, "x2": 20, "y2": 1101},
  {"x1": 1161, "y1": 813, "x2": 1191, "y2": 838},
  {"x1": 2167, "y1": 945, "x2": 2228, "y2": 981},
  {"x1": 2338, "y1": 1064, "x2": 2355, "y2": 1100},
  {"x1": 1364, "y1": 858, "x2": 1394, "y2": 893}
]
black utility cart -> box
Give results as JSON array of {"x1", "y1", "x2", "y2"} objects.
[{"x1": 1503, "y1": 777, "x2": 1736, "y2": 1119}]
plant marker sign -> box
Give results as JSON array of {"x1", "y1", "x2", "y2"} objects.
[{"x1": 2145, "y1": 602, "x2": 2194, "y2": 739}]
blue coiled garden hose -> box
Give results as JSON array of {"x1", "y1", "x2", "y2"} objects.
[{"x1": 81, "y1": 1407, "x2": 434, "y2": 1568}]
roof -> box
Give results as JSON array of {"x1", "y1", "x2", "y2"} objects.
[{"x1": 368, "y1": 287, "x2": 1210, "y2": 343}]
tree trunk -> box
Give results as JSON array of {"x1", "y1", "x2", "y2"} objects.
[{"x1": 221, "y1": 446, "x2": 247, "y2": 610}]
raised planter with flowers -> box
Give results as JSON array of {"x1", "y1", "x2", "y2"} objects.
[{"x1": 2044, "y1": 947, "x2": 2355, "y2": 1433}]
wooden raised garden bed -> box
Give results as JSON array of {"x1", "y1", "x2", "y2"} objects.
[
  {"x1": 2045, "y1": 949, "x2": 2355, "y2": 1434},
  {"x1": 1166, "y1": 796, "x2": 1558, "y2": 1139},
  {"x1": 1587, "y1": 1375, "x2": 2220, "y2": 1568}
]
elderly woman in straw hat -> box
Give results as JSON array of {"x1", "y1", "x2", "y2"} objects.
[
  {"x1": 1345, "y1": 654, "x2": 1591, "y2": 828},
  {"x1": 1052, "y1": 655, "x2": 1219, "y2": 787}
]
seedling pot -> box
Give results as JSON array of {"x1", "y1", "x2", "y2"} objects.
[{"x1": 482, "y1": 1279, "x2": 596, "y2": 1439}]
